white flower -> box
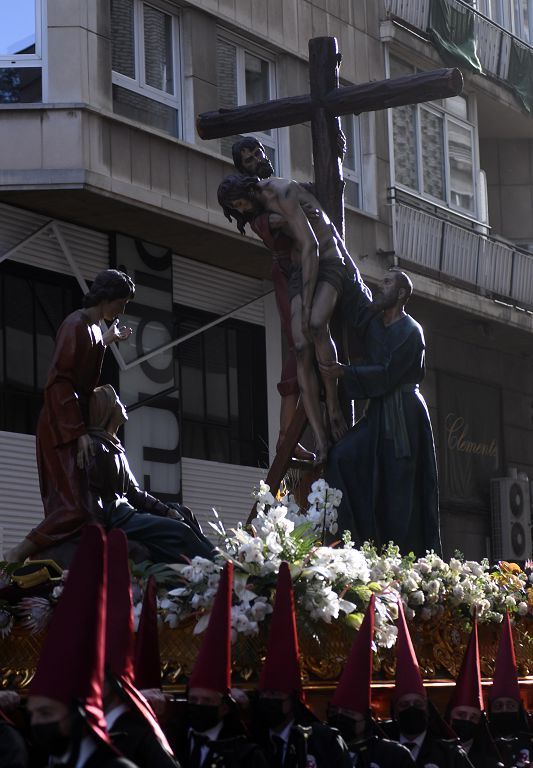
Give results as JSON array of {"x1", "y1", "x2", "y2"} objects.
[
  {"x1": 250, "y1": 598, "x2": 273, "y2": 622},
  {"x1": 415, "y1": 559, "x2": 432, "y2": 575},
  {"x1": 452, "y1": 584, "x2": 465, "y2": 601},
  {"x1": 239, "y1": 537, "x2": 265, "y2": 565},
  {"x1": 403, "y1": 575, "x2": 420, "y2": 592},
  {"x1": 518, "y1": 601, "x2": 528, "y2": 617},
  {"x1": 375, "y1": 623, "x2": 398, "y2": 648},
  {"x1": 265, "y1": 531, "x2": 283, "y2": 555},
  {"x1": 466, "y1": 561, "x2": 485, "y2": 578},
  {"x1": 410, "y1": 590, "x2": 425, "y2": 606},
  {"x1": 254, "y1": 480, "x2": 275, "y2": 507}
]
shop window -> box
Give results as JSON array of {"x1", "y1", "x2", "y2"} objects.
[{"x1": 177, "y1": 306, "x2": 269, "y2": 468}]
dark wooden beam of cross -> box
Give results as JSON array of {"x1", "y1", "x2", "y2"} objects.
[
  {"x1": 198, "y1": 36, "x2": 463, "y2": 238},
  {"x1": 197, "y1": 37, "x2": 463, "y2": 516}
]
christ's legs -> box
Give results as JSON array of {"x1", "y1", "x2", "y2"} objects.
[
  {"x1": 309, "y1": 281, "x2": 348, "y2": 443},
  {"x1": 277, "y1": 392, "x2": 315, "y2": 461},
  {"x1": 291, "y1": 294, "x2": 329, "y2": 464}
]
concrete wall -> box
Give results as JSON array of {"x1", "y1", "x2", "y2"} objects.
[{"x1": 481, "y1": 138, "x2": 533, "y2": 247}]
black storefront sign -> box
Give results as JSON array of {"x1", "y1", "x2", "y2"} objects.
[{"x1": 438, "y1": 372, "x2": 500, "y2": 509}]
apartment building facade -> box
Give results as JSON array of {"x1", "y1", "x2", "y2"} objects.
[{"x1": 1, "y1": 0, "x2": 533, "y2": 559}]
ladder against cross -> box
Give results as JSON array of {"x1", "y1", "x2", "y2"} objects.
[{"x1": 196, "y1": 37, "x2": 463, "y2": 520}]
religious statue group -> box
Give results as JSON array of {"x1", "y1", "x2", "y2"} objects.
[
  {"x1": 6, "y1": 134, "x2": 441, "y2": 566},
  {"x1": 2, "y1": 136, "x2": 532, "y2": 768},
  {"x1": 220, "y1": 136, "x2": 441, "y2": 557}
]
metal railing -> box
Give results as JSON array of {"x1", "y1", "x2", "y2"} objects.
[
  {"x1": 384, "y1": 0, "x2": 528, "y2": 81},
  {"x1": 392, "y1": 193, "x2": 533, "y2": 309}
]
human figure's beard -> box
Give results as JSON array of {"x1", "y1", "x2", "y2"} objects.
[
  {"x1": 256, "y1": 158, "x2": 274, "y2": 179},
  {"x1": 373, "y1": 291, "x2": 399, "y2": 311}
]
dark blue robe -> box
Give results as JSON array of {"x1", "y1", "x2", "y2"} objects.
[{"x1": 326, "y1": 273, "x2": 441, "y2": 556}]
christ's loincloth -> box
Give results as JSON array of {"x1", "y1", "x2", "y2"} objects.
[{"x1": 288, "y1": 257, "x2": 353, "y2": 302}]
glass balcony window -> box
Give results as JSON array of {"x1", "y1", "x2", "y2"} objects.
[
  {"x1": 216, "y1": 35, "x2": 278, "y2": 171},
  {"x1": 0, "y1": 0, "x2": 43, "y2": 104},
  {"x1": 391, "y1": 56, "x2": 477, "y2": 216},
  {"x1": 111, "y1": 0, "x2": 181, "y2": 137}
]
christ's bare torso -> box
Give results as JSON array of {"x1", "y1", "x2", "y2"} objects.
[{"x1": 254, "y1": 178, "x2": 344, "y2": 266}]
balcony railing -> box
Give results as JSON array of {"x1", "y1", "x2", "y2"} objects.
[
  {"x1": 384, "y1": 0, "x2": 524, "y2": 81},
  {"x1": 391, "y1": 192, "x2": 533, "y2": 310}
]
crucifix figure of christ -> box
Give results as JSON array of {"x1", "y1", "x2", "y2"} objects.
[{"x1": 197, "y1": 37, "x2": 463, "y2": 506}]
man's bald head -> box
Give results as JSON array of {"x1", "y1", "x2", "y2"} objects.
[{"x1": 389, "y1": 269, "x2": 413, "y2": 306}]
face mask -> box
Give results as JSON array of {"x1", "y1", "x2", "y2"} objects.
[
  {"x1": 256, "y1": 698, "x2": 288, "y2": 729},
  {"x1": 187, "y1": 703, "x2": 221, "y2": 733},
  {"x1": 31, "y1": 722, "x2": 71, "y2": 756},
  {"x1": 452, "y1": 719, "x2": 478, "y2": 742},
  {"x1": 490, "y1": 711, "x2": 521, "y2": 737},
  {"x1": 397, "y1": 706, "x2": 428, "y2": 736},
  {"x1": 328, "y1": 713, "x2": 363, "y2": 743}
]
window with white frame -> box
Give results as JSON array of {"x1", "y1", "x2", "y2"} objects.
[
  {"x1": 0, "y1": 0, "x2": 43, "y2": 103},
  {"x1": 391, "y1": 57, "x2": 477, "y2": 216},
  {"x1": 216, "y1": 35, "x2": 278, "y2": 171},
  {"x1": 340, "y1": 114, "x2": 363, "y2": 209},
  {"x1": 111, "y1": 0, "x2": 181, "y2": 136}
]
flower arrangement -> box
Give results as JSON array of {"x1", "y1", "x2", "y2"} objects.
[
  {"x1": 1, "y1": 480, "x2": 532, "y2": 648},
  {"x1": 140, "y1": 480, "x2": 533, "y2": 649}
]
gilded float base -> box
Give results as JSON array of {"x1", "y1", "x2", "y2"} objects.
[{"x1": 2, "y1": 611, "x2": 532, "y2": 715}]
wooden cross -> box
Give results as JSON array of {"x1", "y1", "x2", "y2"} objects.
[{"x1": 197, "y1": 37, "x2": 463, "y2": 510}]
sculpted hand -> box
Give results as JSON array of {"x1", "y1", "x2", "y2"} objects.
[
  {"x1": 103, "y1": 319, "x2": 133, "y2": 345},
  {"x1": 319, "y1": 360, "x2": 346, "y2": 380},
  {"x1": 77, "y1": 433, "x2": 95, "y2": 469}
]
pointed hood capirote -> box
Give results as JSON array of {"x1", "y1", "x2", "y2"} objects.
[
  {"x1": 447, "y1": 616, "x2": 484, "y2": 714},
  {"x1": 134, "y1": 575, "x2": 162, "y2": 691},
  {"x1": 29, "y1": 525, "x2": 111, "y2": 746},
  {"x1": 258, "y1": 561, "x2": 304, "y2": 701},
  {"x1": 188, "y1": 561, "x2": 233, "y2": 694},
  {"x1": 393, "y1": 598, "x2": 426, "y2": 702},
  {"x1": 489, "y1": 612, "x2": 522, "y2": 704},
  {"x1": 105, "y1": 529, "x2": 173, "y2": 756},
  {"x1": 331, "y1": 593, "x2": 375, "y2": 713}
]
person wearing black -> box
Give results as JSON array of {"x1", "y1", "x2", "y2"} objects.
[
  {"x1": 444, "y1": 618, "x2": 503, "y2": 768},
  {"x1": 25, "y1": 526, "x2": 139, "y2": 768},
  {"x1": 383, "y1": 600, "x2": 471, "y2": 768},
  {"x1": 250, "y1": 562, "x2": 351, "y2": 768},
  {"x1": 321, "y1": 268, "x2": 441, "y2": 556},
  {"x1": 172, "y1": 689, "x2": 268, "y2": 768},
  {"x1": 103, "y1": 529, "x2": 179, "y2": 768},
  {"x1": 169, "y1": 563, "x2": 268, "y2": 768},
  {"x1": 327, "y1": 594, "x2": 414, "y2": 767},
  {"x1": 487, "y1": 613, "x2": 533, "y2": 767}
]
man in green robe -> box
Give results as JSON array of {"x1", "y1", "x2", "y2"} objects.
[{"x1": 321, "y1": 268, "x2": 441, "y2": 556}]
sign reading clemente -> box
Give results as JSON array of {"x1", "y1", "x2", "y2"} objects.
[
  {"x1": 438, "y1": 373, "x2": 500, "y2": 508},
  {"x1": 445, "y1": 414, "x2": 498, "y2": 458}
]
